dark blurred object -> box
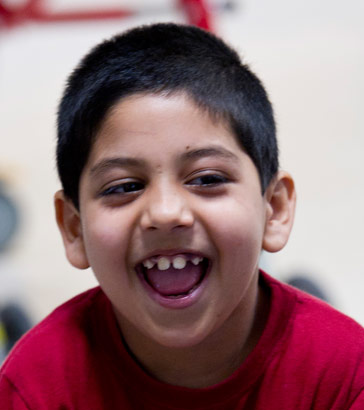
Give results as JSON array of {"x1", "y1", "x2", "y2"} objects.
[
  {"x1": 287, "y1": 276, "x2": 330, "y2": 303},
  {"x1": 0, "y1": 185, "x2": 19, "y2": 252},
  {"x1": 0, "y1": 303, "x2": 32, "y2": 352}
]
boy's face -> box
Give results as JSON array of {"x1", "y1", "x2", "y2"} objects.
[{"x1": 56, "y1": 93, "x2": 294, "y2": 349}]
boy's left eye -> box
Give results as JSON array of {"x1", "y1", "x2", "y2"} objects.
[{"x1": 187, "y1": 174, "x2": 229, "y2": 186}]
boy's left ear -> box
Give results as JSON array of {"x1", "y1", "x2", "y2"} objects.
[{"x1": 262, "y1": 171, "x2": 296, "y2": 253}]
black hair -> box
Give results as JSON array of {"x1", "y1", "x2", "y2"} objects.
[{"x1": 57, "y1": 23, "x2": 278, "y2": 208}]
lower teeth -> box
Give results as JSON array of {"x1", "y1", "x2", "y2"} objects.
[{"x1": 164, "y1": 284, "x2": 198, "y2": 298}]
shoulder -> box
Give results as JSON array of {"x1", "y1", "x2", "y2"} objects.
[
  {"x1": 290, "y1": 281, "x2": 364, "y2": 372},
  {"x1": 0, "y1": 287, "x2": 105, "y2": 380},
  {"x1": 0, "y1": 287, "x2": 117, "y2": 408},
  {"x1": 263, "y1": 271, "x2": 364, "y2": 344},
  {"x1": 278, "y1": 276, "x2": 364, "y2": 347},
  {"x1": 262, "y1": 272, "x2": 364, "y2": 407}
]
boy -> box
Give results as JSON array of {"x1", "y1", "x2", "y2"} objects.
[{"x1": 1, "y1": 23, "x2": 363, "y2": 409}]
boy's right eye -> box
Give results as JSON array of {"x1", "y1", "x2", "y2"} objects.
[{"x1": 101, "y1": 181, "x2": 145, "y2": 196}]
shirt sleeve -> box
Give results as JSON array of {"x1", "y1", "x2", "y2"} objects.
[{"x1": 0, "y1": 374, "x2": 30, "y2": 410}]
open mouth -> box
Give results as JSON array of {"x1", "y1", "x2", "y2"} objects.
[{"x1": 136, "y1": 253, "x2": 210, "y2": 300}]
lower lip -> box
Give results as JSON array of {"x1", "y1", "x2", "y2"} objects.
[{"x1": 138, "y1": 264, "x2": 210, "y2": 309}]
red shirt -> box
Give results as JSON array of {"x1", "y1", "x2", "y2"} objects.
[{"x1": 1, "y1": 272, "x2": 364, "y2": 409}]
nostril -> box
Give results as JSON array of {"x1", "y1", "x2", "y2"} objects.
[
  {"x1": 147, "y1": 226, "x2": 158, "y2": 231},
  {"x1": 146, "y1": 224, "x2": 189, "y2": 232},
  {"x1": 174, "y1": 224, "x2": 190, "y2": 230}
]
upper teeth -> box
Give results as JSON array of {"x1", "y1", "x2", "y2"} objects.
[
  {"x1": 191, "y1": 256, "x2": 201, "y2": 265},
  {"x1": 158, "y1": 257, "x2": 171, "y2": 271},
  {"x1": 171, "y1": 256, "x2": 186, "y2": 270},
  {"x1": 144, "y1": 259, "x2": 154, "y2": 269},
  {"x1": 142, "y1": 255, "x2": 203, "y2": 271}
]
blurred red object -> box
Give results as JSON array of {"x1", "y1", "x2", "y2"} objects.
[
  {"x1": 0, "y1": 0, "x2": 212, "y2": 30},
  {"x1": 178, "y1": 0, "x2": 212, "y2": 30}
]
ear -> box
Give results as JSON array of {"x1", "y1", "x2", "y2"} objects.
[
  {"x1": 262, "y1": 171, "x2": 296, "y2": 253},
  {"x1": 54, "y1": 190, "x2": 89, "y2": 269}
]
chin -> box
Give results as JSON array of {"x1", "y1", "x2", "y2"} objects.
[{"x1": 150, "y1": 327, "x2": 212, "y2": 350}]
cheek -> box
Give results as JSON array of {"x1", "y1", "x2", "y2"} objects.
[
  {"x1": 205, "y1": 199, "x2": 265, "y2": 268},
  {"x1": 82, "y1": 214, "x2": 129, "y2": 269},
  {"x1": 83, "y1": 220, "x2": 133, "y2": 294},
  {"x1": 209, "y1": 199, "x2": 265, "y2": 244}
]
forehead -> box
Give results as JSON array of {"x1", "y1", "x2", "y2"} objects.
[
  {"x1": 102, "y1": 92, "x2": 228, "y2": 132},
  {"x1": 90, "y1": 92, "x2": 242, "y2": 160}
]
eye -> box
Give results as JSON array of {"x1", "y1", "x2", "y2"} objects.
[
  {"x1": 101, "y1": 181, "x2": 145, "y2": 196},
  {"x1": 187, "y1": 173, "x2": 229, "y2": 187}
]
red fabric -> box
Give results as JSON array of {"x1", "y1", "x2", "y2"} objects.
[{"x1": 1, "y1": 272, "x2": 364, "y2": 409}]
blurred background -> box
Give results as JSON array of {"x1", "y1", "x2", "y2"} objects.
[{"x1": 0, "y1": 0, "x2": 363, "y2": 356}]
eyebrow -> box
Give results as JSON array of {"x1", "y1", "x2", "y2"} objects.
[
  {"x1": 89, "y1": 157, "x2": 147, "y2": 177},
  {"x1": 181, "y1": 146, "x2": 240, "y2": 163},
  {"x1": 89, "y1": 146, "x2": 240, "y2": 177}
]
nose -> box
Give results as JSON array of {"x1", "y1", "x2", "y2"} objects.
[{"x1": 140, "y1": 182, "x2": 194, "y2": 232}]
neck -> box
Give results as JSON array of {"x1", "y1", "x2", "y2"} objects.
[{"x1": 117, "y1": 278, "x2": 269, "y2": 389}]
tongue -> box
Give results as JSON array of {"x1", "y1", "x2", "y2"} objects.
[{"x1": 145, "y1": 262, "x2": 203, "y2": 296}]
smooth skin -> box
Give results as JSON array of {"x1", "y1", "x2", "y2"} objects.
[{"x1": 55, "y1": 92, "x2": 296, "y2": 388}]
